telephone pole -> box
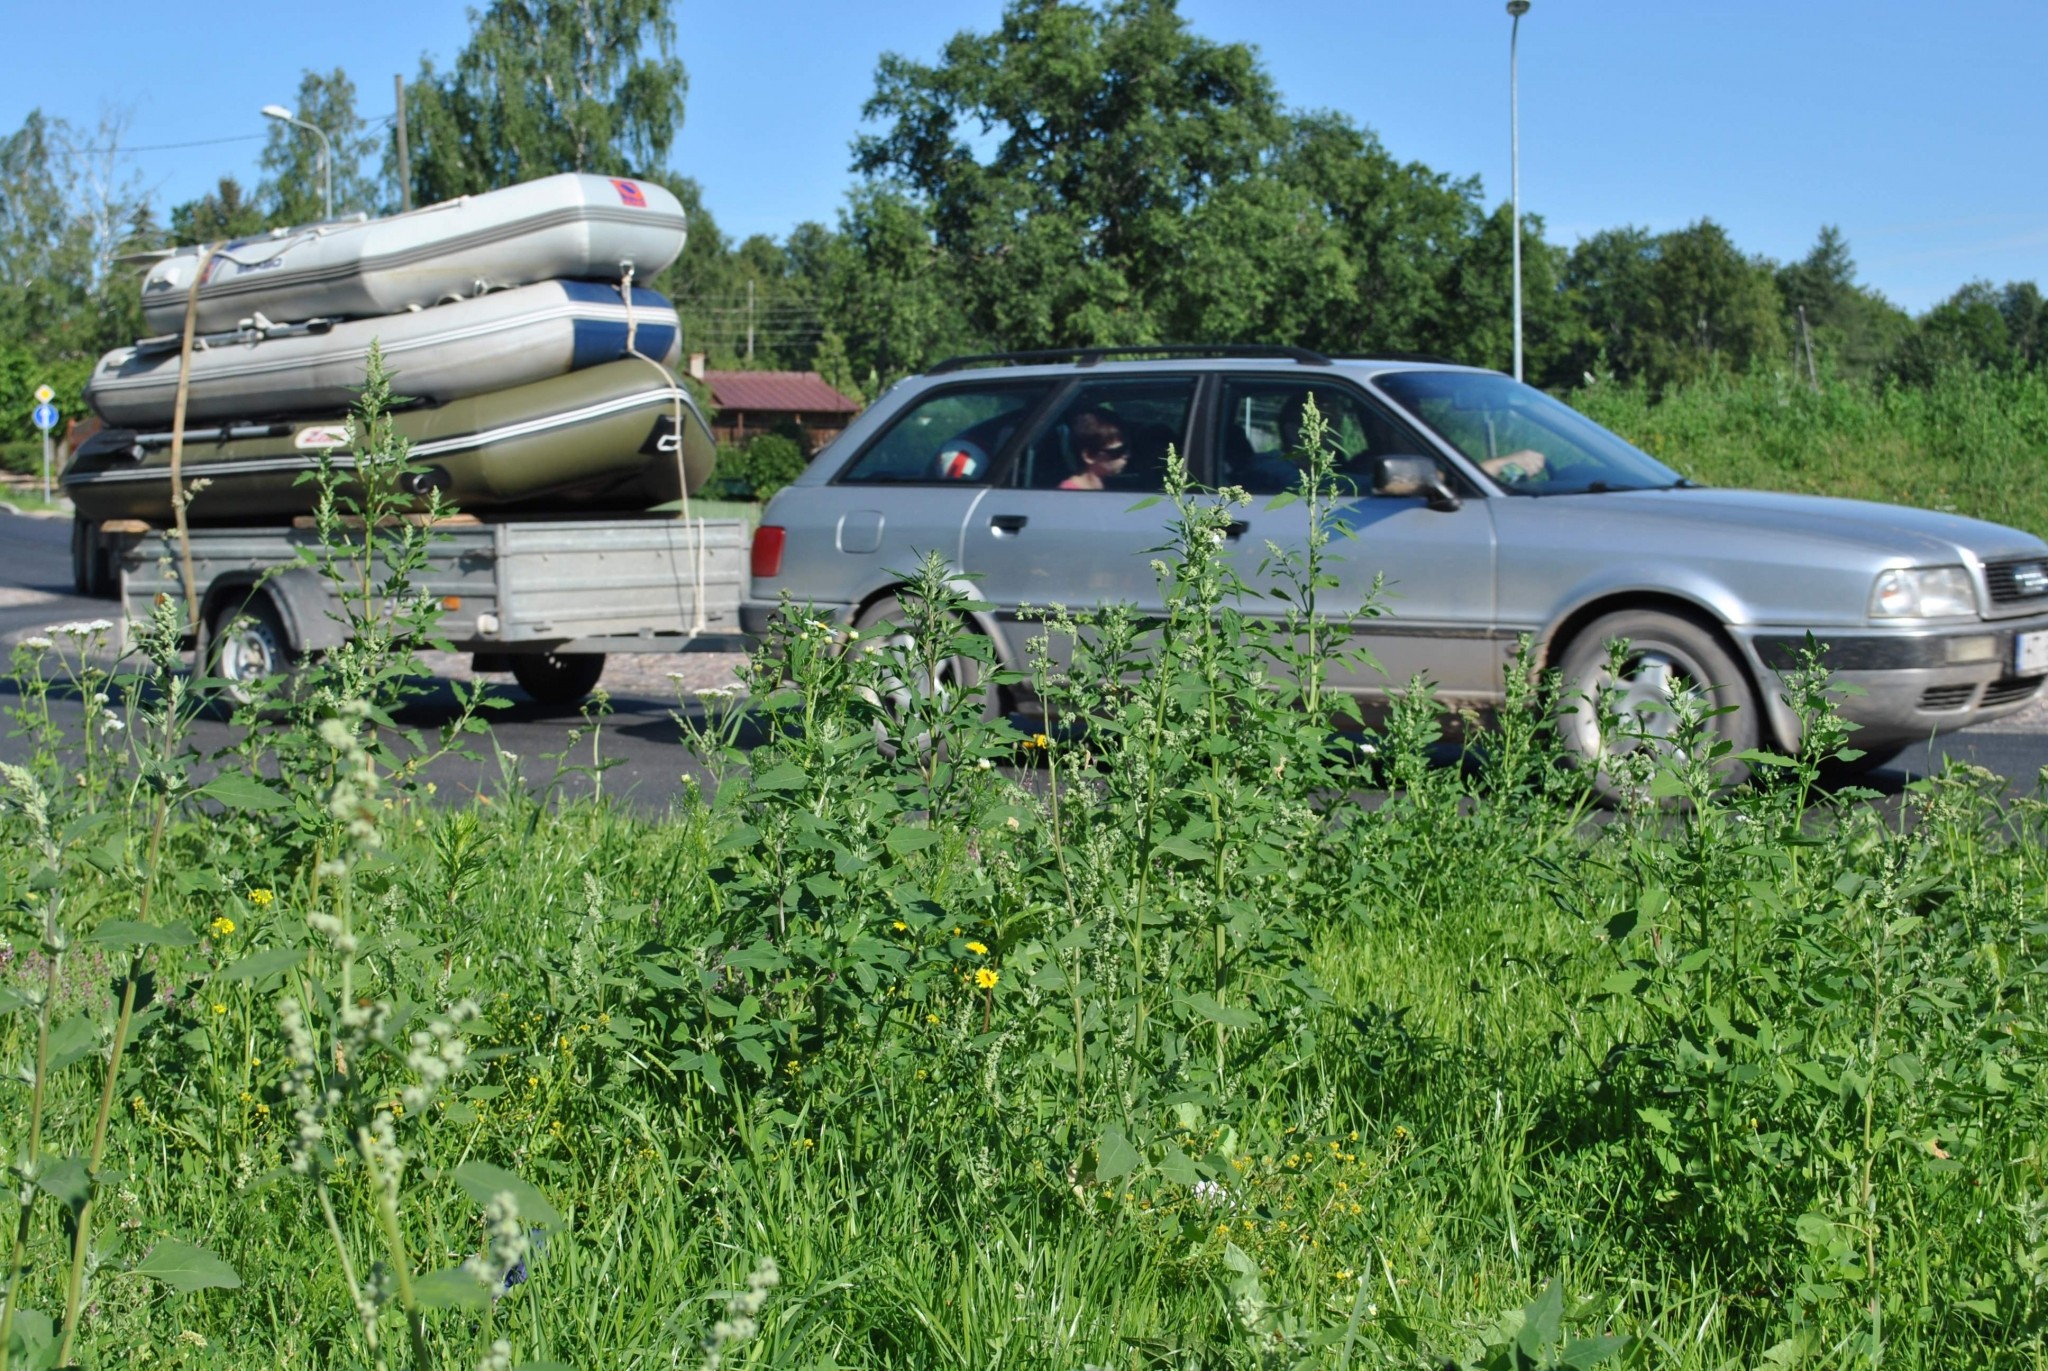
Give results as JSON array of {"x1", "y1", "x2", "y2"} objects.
[{"x1": 1508, "y1": 0, "x2": 1530, "y2": 383}]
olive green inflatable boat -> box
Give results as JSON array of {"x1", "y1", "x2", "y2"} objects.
[{"x1": 62, "y1": 359, "x2": 717, "y2": 525}]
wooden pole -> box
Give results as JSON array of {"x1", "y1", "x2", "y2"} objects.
[{"x1": 394, "y1": 74, "x2": 412, "y2": 212}]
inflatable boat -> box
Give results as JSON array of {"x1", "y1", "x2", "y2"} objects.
[
  {"x1": 87, "y1": 281, "x2": 680, "y2": 427},
  {"x1": 63, "y1": 359, "x2": 716, "y2": 525},
  {"x1": 140, "y1": 172, "x2": 689, "y2": 334}
]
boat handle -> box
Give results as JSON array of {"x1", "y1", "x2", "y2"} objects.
[{"x1": 990, "y1": 514, "x2": 1029, "y2": 534}]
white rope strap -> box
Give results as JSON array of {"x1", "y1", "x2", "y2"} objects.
[{"x1": 618, "y1": 264, "x2": 707, "y2": 636}]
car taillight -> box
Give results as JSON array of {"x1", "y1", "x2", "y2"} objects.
[{"x1": 751, "y1": 525, "x2": 786, "y2": 578}]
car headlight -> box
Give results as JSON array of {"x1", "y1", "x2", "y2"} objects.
[{"x1": 1869, "y1": 566, "x2": 1977, "y2": 619}]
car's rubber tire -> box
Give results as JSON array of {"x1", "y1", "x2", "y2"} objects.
[
  {"x1": 207, "y1": 592, "x2": 299, "y2": 707},
  {"x1": 1554, "y1": 608, "x2": 1759, "y2": 799},
  {"x1": 852, "y1": 593, "x2": 1001, "y2": 755},
  {"x1": 511, "y1": 651, "x2": 607, "y2": 706}
]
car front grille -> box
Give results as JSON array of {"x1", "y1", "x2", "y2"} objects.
[
  {"x1": 1980, "y1": 675, "x2": 2045, "y2": 709},
  {"x1": 1983, "y1": 557, "x2": 2048, "y2": 608},
  {"x1": 1917, "y1": 683, "x2": 1978, "y2": 711}
]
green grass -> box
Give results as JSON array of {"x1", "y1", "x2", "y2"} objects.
[
  {"x1": 1574, "y1": 365, "x2": 2048, "y2": 539},
  {"x1": 2, "y1": 382, "x2": 2045, "y2": 1369}
]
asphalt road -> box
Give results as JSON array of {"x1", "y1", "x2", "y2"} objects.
[{"x1": 2, "y1": 508, "x2": 2044, "y2": 809}]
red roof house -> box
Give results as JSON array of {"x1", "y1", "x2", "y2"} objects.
[{"x1": 693, "y1": 358, "x2": 860, "y2": 454}]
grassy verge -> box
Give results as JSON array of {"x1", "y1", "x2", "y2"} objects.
[
  {"x1": 1574, "y1": 366, "x2": 2048, "y2": 539},
  {"x1": 0, "y1": 375, "x2": 2043, "y2": 1367}
]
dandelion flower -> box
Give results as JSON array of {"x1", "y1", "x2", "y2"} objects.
[
  {"x1": 892, "y1": 920, "x2": 908, "y2": 931},
  {"x1": 974, "y1": 967, "x2": 999, "y2": 991},
  {"x1": 964, "y1": 940, "x2": 988, "y2": 956},
  {"x1": 209, "y1": 915, "x2": 235, "y2": 939},
  {"x1": 211, "y1": 1003, "x2": 227, "y2": 1016},
  {"x1": 924, "y1": 1013, "x2": 940, "y2": 1025},
  {"x1": 247, "y1": 888, "x2": 274, "y2": 908}
]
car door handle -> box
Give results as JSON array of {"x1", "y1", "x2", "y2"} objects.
[
  {"x1": 1224, "y1": 520, "x2": 1250, "y2": 542},
  {"x1": 989, "y1": 514, "x2": 1029, "y2": 535}
]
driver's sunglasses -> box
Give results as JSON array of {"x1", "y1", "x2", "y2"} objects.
[{"x1": 1082, "y1": 441, "x2": 1128, "y2": 459}]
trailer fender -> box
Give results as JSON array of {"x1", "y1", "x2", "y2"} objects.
[{"x1": 201, "y1": 569, "x2": 346, "y2": 656}]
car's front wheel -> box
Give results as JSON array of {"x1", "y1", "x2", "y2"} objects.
[{"x1": 1554, "y1": 608, "x2": 1759, "y2": 799}]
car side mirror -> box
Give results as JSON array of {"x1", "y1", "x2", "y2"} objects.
[{"x1": 1375, "y1": 455, "x2": 1462, "y2": 511}]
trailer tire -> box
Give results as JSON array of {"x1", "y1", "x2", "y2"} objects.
[
  {"x1": 71, "y1": 518, "x2": 112, "y2": 598},
  {"x1": 206, "y1": 593, "x2": 300, "y2": 707},
  {"x1": 511, "y1": 652, "x2": 606, "y2": 706}
]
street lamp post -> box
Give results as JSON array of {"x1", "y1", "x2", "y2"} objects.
[
  {"x1": 1507, "y1": 0, "x2": 1529, "y2": 383},
  {"x1": 261, "y1": 104, "x2": 333, "y2": 221}
]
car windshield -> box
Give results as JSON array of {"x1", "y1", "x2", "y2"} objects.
[{"x1": 1372, "y1": 370, "x2": 1687, "y2": 495}]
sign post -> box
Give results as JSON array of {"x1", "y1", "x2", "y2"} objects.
[{"x1": 32, "y1": 386, "x2": 58, "y2": 504}]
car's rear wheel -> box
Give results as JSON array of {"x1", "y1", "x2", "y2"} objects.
[
  {"x1": 852, "y1": 593, "x2": 1001, "y2": 756},
  {"x1": 1554, "y1": 608, "x2": 1759, "y2": 799}
]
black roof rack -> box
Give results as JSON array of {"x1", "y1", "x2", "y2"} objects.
[{"x1": 925, "y1": 343, "x2": 1333, "y2": 374}]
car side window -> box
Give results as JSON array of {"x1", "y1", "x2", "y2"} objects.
[
  {"x1": 836, "y1": 382, "x2": 1053, "y2": 485},
  {"x1": 1010, "y1": 377, "x2": 1197, "y2": 492},
  {"x1": 1216, "y1": 378, "x2": 1430, "y2": 496}
]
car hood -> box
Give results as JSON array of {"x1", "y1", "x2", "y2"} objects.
[{"x1": 1561, "y1": 487, "x2": 2047, "y2": 564}]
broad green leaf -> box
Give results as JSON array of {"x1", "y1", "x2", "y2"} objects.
[
  {"x1": 218, "y1": 946, "x2": 304, "y2": 983},
  {"x1": 1560, "y1": 1333, "x2": 1635, "y2": 1368},
  {"x1": 1516, "y1": 1276, "x2": 1565, "y2": 1359},
  {"x1": 89, "y1": 920, "x2": 201, "y2": 950},
  {"x1": 1181, "y1": 993, "x2": 1261, "y2": 1031},
  {"x1": 1095, "y1": 1125, "x2": 1140, "y2": 1183},
  {"x1": 196, "y1": 772, "x2": 290, "y2": 811},
  {"x1": 883, "y1": 826, "x2": 939, "y2": 857},
  {"x1": 5, "y1": 1307, "x2": 53, "y2": 1368},
  {"x1": 132, "y1": 1240, "x2": 243, "y2": 1292},
  {"x1": 1157, "y1": 1146, "x2": 1200, "y2": 1188},
  {"x1": 34, "y1": 1156, "x2": 90, "y2": 1215},
  {"x1": 413, "y1": 1265, "x2": 491, "y2": 1311},
  {"x1": 454, "y1": 1160, "x2": 565, "y2": 1230},
  {"x1": 46, "y1": 1014, "x2": 100, "y2": 1074},
  {"x1": 750, "y1": 762, "x2": 807, "y2": 792},
  {"x1": 1156, "y1": 835, "x2": 1210, "y2": 862}
]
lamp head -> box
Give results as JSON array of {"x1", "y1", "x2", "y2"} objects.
[
  {"x1": 1507, "y1": 1, "x2": 1531, "y2": 14},
  {"x1": 261, "y1": 105, "x2": 294, "y2": 122}
]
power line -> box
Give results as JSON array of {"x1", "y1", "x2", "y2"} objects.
[{"x1": 69, "y1": 133, "x2": 264, "y2": 154}]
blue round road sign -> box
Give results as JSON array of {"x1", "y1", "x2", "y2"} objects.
[{"x1": 32, "y1": 402, "x2": 59, "y2": 432}]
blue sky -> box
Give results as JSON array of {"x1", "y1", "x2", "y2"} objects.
[{"x1": 9, "y1": 0, "x2": 2044, "y2": 314}]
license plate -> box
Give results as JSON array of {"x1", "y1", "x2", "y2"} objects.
[{"x1": 2018, "y1": 630, "x2": 2048, "y2": 674}]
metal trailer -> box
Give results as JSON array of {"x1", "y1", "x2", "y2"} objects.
[{"x1": 105, "y1": 514, "x2": 749, "y2": 704}]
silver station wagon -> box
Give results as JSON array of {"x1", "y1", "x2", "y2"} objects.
[{"x1": 743, "y1": 346, "x2": 2048, "y2": 770}]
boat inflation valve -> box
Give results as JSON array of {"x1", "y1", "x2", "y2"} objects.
[{"x1": 404, "y1": 466, "x2": 454, "y2": 496}]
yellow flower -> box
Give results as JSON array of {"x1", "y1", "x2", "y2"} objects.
[
  {"x1": 925, "y1": 1013, "x2": 940, "y2": 1025},
  {"x1": 1334, "y1": 1269, "x2": 1354, "y2": 1282},
  {"x1": 964, "y1": 940, "x2": 988, "y2": 956},
  {"x1": 1031, "y1": 733, "x2": 1050, "y2": 749},
  {"x1": 209, "y1": 915, "x2": 235, "y2": 939},
  {"x1": 247, "y1": 888, "x2": 274, "y2": 907},
  {"x1": 974, "y1": 967, "x2": 999, "y2": 991},
  {"x1": 211, "y1": 1003, "x2": 226, "y2": 1016},
  {"x1": 893, "y1": 920, "x2": 908, "y2": 931}
]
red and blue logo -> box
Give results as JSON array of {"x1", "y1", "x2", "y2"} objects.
[{"x1": 612, "y1": 178, "x2": 648, "y2": 208}]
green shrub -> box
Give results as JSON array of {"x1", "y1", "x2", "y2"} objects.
[{"x1": 742, "y1": 432, "x2": 808, "y2": 502}]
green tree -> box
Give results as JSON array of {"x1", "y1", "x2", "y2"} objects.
[
  {"x1": 1887, "y1": 279, "x2": 2045, "y2": 384},
  {"x1": 169, "y1": 176, "x2": 269, "y2": 246},
  {"x1": 853, "y1": 0, "x2": 1286, "y2": 348},
  {"x1": 0, "y1": 108, "x2": 151, "y2": 360},
  {"x1": 1774, "y1": 225, "x2": 1909, "y2": 381},
  {"x1": 401, "y1": 0, "x2": 688, "y2": 203},
  {"x1": 257, "y1": 69, "x2": 385, "y2": 225},
  {"x1": 1562, "y1": 219, "x2": 1785, "y2": 390}
]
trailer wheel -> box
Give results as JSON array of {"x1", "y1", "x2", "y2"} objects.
[
  {"x1": 511, "y1": 652, "x2": 606, "y2": 706},
  {"x1": 71, "y1": 518, "x2": 110, "y2": 598},
  {"x1": 207, "y1": 593, "x2": 299, "y2": 706}
]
